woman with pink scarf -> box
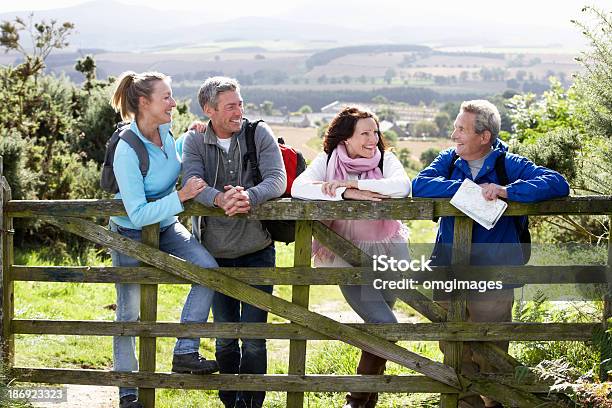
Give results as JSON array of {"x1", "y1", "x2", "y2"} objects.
[{"x1": 291, "y1": 106, "x2": 410, "y2": 408}]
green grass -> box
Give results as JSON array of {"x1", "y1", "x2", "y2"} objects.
[{"x1": 306, "y1": 135, "x2": 323, "y2": 152}]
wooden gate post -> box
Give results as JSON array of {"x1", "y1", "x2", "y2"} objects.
[
  {"x1": 601, "y1": 215, "x2": 612, "y2": 381},
  {"x1": 440, "y1": 217, "x2": 472, "y2": 408},
  {"x1": 139, "y1": 224, "x2": 160, "y2": 408},
  {"x1": 287, "y1": 220, "x2": 313, "y2": 408},
  {"x1": 0, "y1": 156, "x2": 15, "y2": 368}
]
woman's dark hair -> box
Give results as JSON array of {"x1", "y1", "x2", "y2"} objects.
[{"x1": 323, "y1": 106, "x2": 386, "y2": 154}]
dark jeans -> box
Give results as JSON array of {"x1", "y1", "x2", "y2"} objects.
[{"x1": 212, "y1": 245, "x2": 275, "y2": 408}]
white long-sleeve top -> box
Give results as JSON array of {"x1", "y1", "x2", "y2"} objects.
[{"x1": 291, "y1": 151, "x2": 411, "y2": 200}]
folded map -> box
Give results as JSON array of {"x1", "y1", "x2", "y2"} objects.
[{"x1": 449, "y1": 178, "x2": 508, "y2": 230}]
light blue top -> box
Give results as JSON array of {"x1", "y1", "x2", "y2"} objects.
[
  {"x1": 110, "y1": 121, "x2": 183, "y2": 230},
  {"x1": 175, "y1": 133, "x2": 186, "y2": 160}
]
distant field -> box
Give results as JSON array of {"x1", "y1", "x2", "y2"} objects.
[
  {"x1": 31, "y1": 43, "x2": 580, "y2": 98},
  {"x1": 396, "y1": 138, "x2": 454, "y2": 161},
  {"x1": 269, "y1": 125, "x2": 454, "y2": 163},
  {"x1": 270, "y1": 126, "x2": 320, "y2": 161}
]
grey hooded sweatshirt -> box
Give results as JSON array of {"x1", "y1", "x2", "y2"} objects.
[{"x1": 181, "y1": 120, "x2": 286, "y2": 258}]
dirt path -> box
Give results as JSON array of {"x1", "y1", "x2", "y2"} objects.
[{"x1": 33, "y1": 385, "x2": 116, "y2": 407}]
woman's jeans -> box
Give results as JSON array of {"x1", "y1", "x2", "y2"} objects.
[
  {"x1": 110, "y1": 221, "x2": 217, "y2": 399},
  {"x1": 212, "y1": 245, "x2": 275, "y2": 408}
]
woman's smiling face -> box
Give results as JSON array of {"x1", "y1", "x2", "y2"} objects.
[
  {"x1": 344, "y1": 117, "x2": 380, "y2": 159},
  {"x1": 139, "y1": 79, "x2": 175, "y2": 125}
]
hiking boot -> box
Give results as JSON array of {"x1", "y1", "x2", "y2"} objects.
[
  {"x1": 172, "y1": 352, "x2": 219, "y2": 374},
  {"x1": 343, "y1": 351, "x2": 387, "y2": 408},
  {"x1": 119, "y1": 394, "x2": 143, "y2": 408}
]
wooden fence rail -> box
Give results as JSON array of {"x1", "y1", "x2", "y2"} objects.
[{"x1": 1, "y1": 163, "x2": 611, "y2": 407}]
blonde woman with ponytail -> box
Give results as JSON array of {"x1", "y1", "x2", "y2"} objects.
[{"x1": 109, "y1": 71, "x2": 218, "y2": 408}]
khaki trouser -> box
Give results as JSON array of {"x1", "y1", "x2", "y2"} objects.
[{"x1": 438, "y1": 289, "x2": 514, "y2": 407}]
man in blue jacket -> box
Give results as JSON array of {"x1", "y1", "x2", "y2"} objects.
[{"x1": 412, "y1": 100, "x2": 569, "y2": 408}]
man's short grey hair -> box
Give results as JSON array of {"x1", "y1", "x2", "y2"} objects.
[
  {"x1": 198, "y1": 76, "x2": 240, "y2": 110},
  {"x1": 460, "y1": 100, "x2": 501, "y2": 144}
]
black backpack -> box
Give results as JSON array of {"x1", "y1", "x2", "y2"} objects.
[
  {"x1": 100, "y1": 123, "x2": 149, "y2": 193},
  {"x1": 244, "y1": 119, "x2": 306, "y2": 244},
  {"x1": 448, "y1": 150, "x2": 531, "y2": 264}
]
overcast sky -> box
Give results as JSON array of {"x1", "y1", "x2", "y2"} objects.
[{"x1": 0, "y1": 0, "x2": 608, "y2": 30}]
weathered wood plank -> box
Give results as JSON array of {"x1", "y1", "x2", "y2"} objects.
[
  {"x1": 6, "y1": 198, "x2": 435, "y2": 220},
  {"x1": 9, "y1": 368, "x2": 559, "y2": 394},
  {"x1": 12, "y1": 320, "x2": 599, "y2": 341},
  {"x1": 440, "y1": 217, "x2": 471, "y2": 408},
  {"x1": 41, "y1": 216, "x2": 552, "y2": 407},
  {"x1": 7, "y1": 196, "x2": 610, "y2": 219},
  {"x1": 0, "y1": 165, "x2": 5, "y2": 365},
  {"x1": 1, "y1": 173, "x2": 14, "y2": 368},
  {"x1": 41, "y1": 215, "x2": 463, "y2": 391},
  {"x1": 10, "y1": 264, "x2": 609, "y2": 285},
  {"x1": 468, "y1": 342, "x2": 523, "y2": 374},
  {"x1": 287, "y1": 221, "x2": 313, "y2": 408},
  {"x1": 602, "y1": 214, "x2": 612, "y2": 381},
  {"x1": 138, "y1": 224, "x2": 160, "y2": 408},
  {"x1": 429, "y1": 195, "x2": 612, "y2": 217}
]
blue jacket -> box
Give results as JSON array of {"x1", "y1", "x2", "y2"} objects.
[
  {"x1": 412, "y1": 145, "x2": 570, "y2": 265},
  {"x1": 110, "y1": 121, "x2": 183, "y2": 230}
]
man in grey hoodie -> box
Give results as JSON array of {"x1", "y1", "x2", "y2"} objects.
[{"x1": 181, "y1": 76, "x2": 286, "y2": 408}]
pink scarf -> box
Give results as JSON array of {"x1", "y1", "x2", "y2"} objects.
[{"x1": 313, "y1": 144, "x2": 402, "y2": 261}]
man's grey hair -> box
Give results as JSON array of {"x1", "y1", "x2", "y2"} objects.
[
  {"x1": 198, "y1": 76, "x2": 240, "y2": 110},
  {"x1": 460, "y1": 99, "x2": 501, "y2": 144}
]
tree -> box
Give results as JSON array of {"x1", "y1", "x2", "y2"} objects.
[
  {"x1": 572, "y1": 6, "x2": 612, "y2": 139},
  {"x1": 434, "y1": 112, "x2": 451, "y2": 137},
  {"x1": 420, "y1": 147, "x2": 441, "y2": 168},
  {"x1": 516, "y1": 70, "x2": 527, "y2": 81},
  {"x1": 412, "y1": 120, "x2": 439, "y2": 138},
  {"x1": 0, "y1": 15, "x2": 75, "y2": 132},
  {"x1": 398, "y1": 148, "x2": 411, "y2": 168},
  {"x1": 74, "y1": 54, "x2": 96, "y2": 92},
  {"x1": 298, "y1": 105, "x2": 313, "y2": 114},
  {"x1": 0, "y1": 14, "x2": 74, "y2": 79},
  {"x1": 260, "y1": 100, "x2": 274, "y2": 115},
  {"x1": 371, "y1": 95, "x2": 388, "y2": 104},
  {"x1": 376, "y1": 107, "x2": 399, "y2": 123},
  {"x1": 505, "y1": 77, "x2": 584, "y2": 143},
  {"x1": 383, "y1": 129, "x2": 398, "y2": 147},
  {"x1": 384, "y1": 68, "x2": 396, "y2": 84}
]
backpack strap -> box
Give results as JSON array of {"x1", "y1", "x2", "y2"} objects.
[
  {"x1": 447, "y1": 150, "x2": 459, "y2": 178},
  {"x1": 118, "y1": 127, "x2": 149, "y2": 178},
  {"x1": 244, "y1": 119, "x2": 264, "y2": 185},
  {"x1": 492, "y1": 151, "x2": 529, "y2": 242},
  {"x1": 494, "y1": 151, "x2": 509, "y2": 186}
]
